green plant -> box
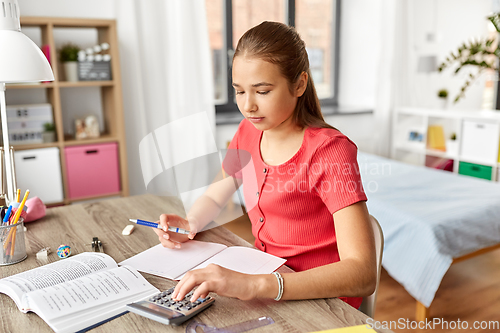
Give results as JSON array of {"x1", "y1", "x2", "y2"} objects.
[
  {"x1": 43, "y1": 122, "x2": 55, "y2": 132},
  {"x1": 59, "y1": 43, "x2": 80, "y2": 62},
  {"x1": 438, "y1": 12, "x2": 500, "y2": 103},
  {"x1": 437, "y1": 89, "x2": 448, "y2": 98}
]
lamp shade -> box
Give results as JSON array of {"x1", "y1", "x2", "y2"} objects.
[{"x1": 0, "y1": 0, "x2": 54, "y2": 83}]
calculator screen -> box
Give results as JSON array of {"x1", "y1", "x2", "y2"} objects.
[{"x1": 135, "y1": 301, "x2": 183, "y2": 319}]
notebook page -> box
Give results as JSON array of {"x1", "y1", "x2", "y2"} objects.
[
  {"x1": 179, "y1": 246, "x2": 286, "y2": 279},
  {"x1": 119, "y1": 241, "x2": 227, "y2": 280}
]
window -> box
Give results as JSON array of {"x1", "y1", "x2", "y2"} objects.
[{"x1": 206, "y1": 0, "x2": 340, "y2": 113}]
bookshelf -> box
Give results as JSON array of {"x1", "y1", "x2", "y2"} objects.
[
  {"x1": 392, "y1": 107, "x2": 500, "y2": 182},
  {"x1": 5, "y1": 17, "x2": 129, "y2": 205}
]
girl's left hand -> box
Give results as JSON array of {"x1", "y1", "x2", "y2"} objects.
[{"x1": 172, "y1": 264, "x2": 258, "y2": 302}]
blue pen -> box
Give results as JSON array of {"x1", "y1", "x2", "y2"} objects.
[
  {"x1": 129, "y1": 219, "x2": 191, "y2": 235},
  {"x1": 3, "y1": 205, "x2": 13, "y2": 225}
]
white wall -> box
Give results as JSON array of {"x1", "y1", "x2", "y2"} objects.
[
  {"x1": 336, "y1": 0, "x2": 495, "y2": 158},
  {"x1": 410, "y1": 0, "x2": 492, "y2": 110},
  {"x1": 18, "y1": 0, "x2": 115, "y2": 18},
  {"x1": 339, "y1": 0, "x2": 494, "y2": 111}
]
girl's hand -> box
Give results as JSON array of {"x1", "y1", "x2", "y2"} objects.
[
  {"x1": 172, "y1": 264, "x2": 259, "y2": 302},
  {"x1": 153, "y1": 214, "x2": 197, "y2": 249}
]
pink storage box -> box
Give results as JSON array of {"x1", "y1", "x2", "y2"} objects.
[{"x1": 65, "y1": 143, "x2": 120, "y2": 199}]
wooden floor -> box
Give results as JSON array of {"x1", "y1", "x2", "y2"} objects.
[{"x1": 223, "y1": 215, "x2": 500, "y2": 333}]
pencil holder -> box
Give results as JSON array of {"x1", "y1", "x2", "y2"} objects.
[{"x1": 0, "y1": 219, "x2": 27, "y2": 265}]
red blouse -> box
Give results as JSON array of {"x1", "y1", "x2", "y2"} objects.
[{"x1": 223, "y1": 119, "x2": 367, "y2": 309}]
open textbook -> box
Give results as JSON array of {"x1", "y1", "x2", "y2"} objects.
[
  {"x1": 0, "y1": 252, "x2": 158, "y2": 333},
  {"x1": 119, "y1": 240, "x2": 287, "y2": 280}
]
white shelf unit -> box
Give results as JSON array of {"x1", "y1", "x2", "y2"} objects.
[{"x1": 392, "y1": 107, "x2": 500, "y2": 182}]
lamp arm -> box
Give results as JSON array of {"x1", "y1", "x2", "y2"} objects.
[{"x1": 0, "y1": 83, "x2": 16, "y2": 203}]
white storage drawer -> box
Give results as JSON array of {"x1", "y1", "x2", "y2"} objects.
[
  {"x1": 6, "y1": 104, "x2": 54, "y2": 145},
  {"x1": 460, "y1": 119, "x2": 500, "y2": 165},
  {"x1": 14, "y1": 147, "x2": 64, "y2": 204}
]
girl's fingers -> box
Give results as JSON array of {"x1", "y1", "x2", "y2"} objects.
[
  {"x1": 173, "y1": 277, "x2": 190, "y2": 300},
  {"x1": 187, "y1": 226, "x2": 198, "y2": 240},
  {"x1": 168, "y1": 232, "x2": 189, "y2": 243},
  {"x1": 158, "y1": 233, "x2": 181, "y2": 249},
  {"x1": 152, "y1": 227, "x2": 163, "y2": 237},
  {"x1": 173, "y1": 272, "x2": 204, "y2": 301},
  {"x1": 190, "y1": 282, "x2": 210, "y2": 302},
  {"x1": 172, "y1": 279, "x2": 184, "y2": 300}
]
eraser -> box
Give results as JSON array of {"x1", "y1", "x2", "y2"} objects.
[
  {"x1": 122, "y1": 224, "x2": 135, "y2": 236},
  {"x1": 36, "y1": 247, "x2": 51, "y2": 259}
]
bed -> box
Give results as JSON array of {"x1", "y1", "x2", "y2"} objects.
[{"x1": 357, "y1": 152, "x2": 500, "y2": 320}]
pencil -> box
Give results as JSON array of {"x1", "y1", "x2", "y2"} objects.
[
  {"x1": 12, "y1": 189, "x2": 29, "y2": 226},
  {"x1": 4, "y1": 189, "x2": 29, "y2": 256},
  {"x1": 16, "y1": 189, "x2": 20, "y2": 203}
]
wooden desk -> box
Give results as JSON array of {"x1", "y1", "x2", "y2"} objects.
[{"x1": 0, "y1": 195, "x2": 393, "y2": 333}]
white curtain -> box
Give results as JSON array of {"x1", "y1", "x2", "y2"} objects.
[
  {"x1": 116, "y1": 0, "x2": 216, "y2": 211},
  {"x1": 372, "y1": 0, "x2": 410, "y2": 157}
]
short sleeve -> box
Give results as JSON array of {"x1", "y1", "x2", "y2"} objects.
[{"x1": 308, "y1": 136, "x2": 367, "y2": 214}]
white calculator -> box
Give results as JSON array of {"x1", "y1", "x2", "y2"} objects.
[{"x1": 126, "y1": 287, "x2": 215, "y2": 326}]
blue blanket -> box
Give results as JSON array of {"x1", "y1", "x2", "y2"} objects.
[{"x1": 358, "y1": 152, "x2": 500, "y2": 307}]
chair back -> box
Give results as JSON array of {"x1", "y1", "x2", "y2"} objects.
[{"x1": 359, "y1": 215, "x2": 384, "y2": 318}]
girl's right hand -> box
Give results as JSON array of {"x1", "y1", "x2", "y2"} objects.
[{"x1": 153, "y1": 214, "x2": 197, "y2": 249}]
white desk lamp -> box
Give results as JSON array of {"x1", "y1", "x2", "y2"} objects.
[{"x1": 0, "y1": 0, "x2": 54, "y2": 204}]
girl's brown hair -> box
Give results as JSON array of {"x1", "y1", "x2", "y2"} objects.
[{"x1": 233, "y1": 21, "x2": 334, "y2": 130}]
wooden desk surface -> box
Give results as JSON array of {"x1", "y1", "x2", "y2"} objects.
[{"x1": 0, "y1": 195, "x2": 393, "y2": 333}]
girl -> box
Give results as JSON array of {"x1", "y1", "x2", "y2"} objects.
[{"x1": 154, "y1": 21, "x2": 376, "y2": 309}]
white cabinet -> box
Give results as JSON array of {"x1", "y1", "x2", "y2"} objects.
[
  {"x1": 14, "y1": 147, "x2": 64, "y2": 204},
  {"x1": 392, "y1": 107, "x2": 500, "y2": 181},
  {"x1": 460, "y1": 119, "x2": 500, "y2": 165}
]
